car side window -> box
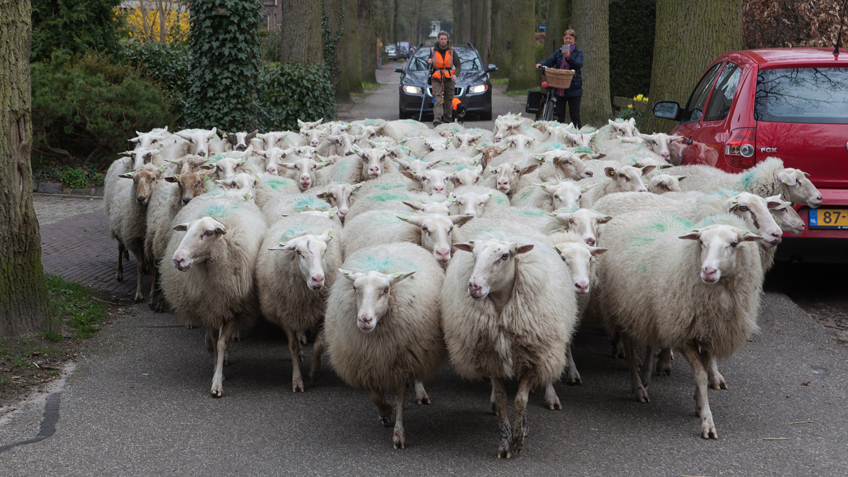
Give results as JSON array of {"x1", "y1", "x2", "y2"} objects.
[
  {"x1": 683, "y1": 63, "x2": 723, "y2": 123},
  {"x1": 704, "y1": 62, "x2": 742, "y2": 122}
]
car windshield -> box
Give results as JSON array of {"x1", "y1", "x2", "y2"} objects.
[
  {"x1": 407, "y1": 48, "x2": 482, "y2": 72},
  {"x1": 755, "y1": 67, "x2": 848, "y2": 124}
]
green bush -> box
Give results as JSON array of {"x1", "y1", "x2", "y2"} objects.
[
  {"x1": 116, "y1": 40, "x2": 190, "y2": 123},
  {"x1": 259, "y1": 29, "x2": 282, "y2": 64},
  {"x1": 31, "y1": 0, "x2": 125, "y2": 62},
  {"x1": 258, "y1": 62, "x2": 337, "y2": 131},
  {"x1": 59, "y1": 167, "x2": 88, "y2": 189},
  {"x1": 31, "y1": 52, "x2": 178, "y2": 170},
  {"x1": 608, "y1": 0, "x2": 656, "y2": 102}
]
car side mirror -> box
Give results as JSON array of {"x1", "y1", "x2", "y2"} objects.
[
  {"x1": 394, "y1": 65, "x2": 404, "y2": 73},
  {"x1": 487, "y1": 64, "x2": 498, "y2": 73},
  {"x1": 652, "y1": 101, "x2": 683, "y2": 121}
]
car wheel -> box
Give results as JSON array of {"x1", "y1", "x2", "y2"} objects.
[{"x1": 480, "y1": 108, "x2": 492, "y2": 121}]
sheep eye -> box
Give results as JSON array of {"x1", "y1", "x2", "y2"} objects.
[
  {"x1": 382, "y1": 287, "x2": 389, "y2": 295},
  {"x1": 500, "y1": 253, "x2": 509, "y2": 261},
  {"x1": 554, "y1": 195, "x2": 560, "y2": 200},
  {"x1": 730, "y1": 241, "x2": 738, "y2": 248},
  {"x1": 739, "y1": 205, "x2": 748, "y2": 211},
  {"x1": 568, "y1": 219, "x2": 575, "y2": 224},
  {"x1": 203, "y1": 230, "x2": 214, "y2": 237},
  {"x1": 448, "y1": 227, "x2": 454, "y2": 233},
  {"x1": 295, "y1": 249, "x2": 302, "y2": 256}
]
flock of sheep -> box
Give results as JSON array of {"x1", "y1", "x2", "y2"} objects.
[{"x1": 103, "y1": 115, "x2": 823, "y2": 457}]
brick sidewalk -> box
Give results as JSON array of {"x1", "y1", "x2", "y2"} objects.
[{"x1": 40, "y1": 209, "x2": 149, "y2": 297}]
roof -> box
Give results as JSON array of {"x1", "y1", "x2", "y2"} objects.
[{"x1": 726, "y1": 48, "x2": 848, "y2": 67}]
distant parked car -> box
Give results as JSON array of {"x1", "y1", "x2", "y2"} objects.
[
  {"x1": 395, "y1": 44, "x2": 498, "y2": 121},
  {"x1": 385, "y1": 45, "x2": 397, "y2": 61},
  {"x1": 652, "y1": 48, "x2": 848, "y2": 262},
  {"x1": 397, "y1": 42, "x2": 411, "y2": 59}
]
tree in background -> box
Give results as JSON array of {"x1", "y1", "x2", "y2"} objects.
[
  {"x1": 31, "y1": 0, "x2": 125, "y2": 62},
  {"x1": 744, "y1": 0, "x2": 847, "y2": 48},
  {"x1": 342, "y1": 0, "x2": 364, "y2": 96},
  {"x1": 280, "y1": 0, "x2": 324, "y2": 65},
  {"x1": 489, "y1": 0, "x2": 509, "y2": 78},
  {"x1": 542, "y1": 0, "x2": 571, "y2": 59},
  {"x1": 1, "y1": 0, "x2": 52, "y2": 337},
  {"x1": 571, "y1": 0, "x2": 612, "y2": 125},
  {"x1": 185, "y1": 0, "x2": 261, "y2": 131},
  {"x1": 359, "y1": 0, "x2": 378, "y2": 83},
  {"x1": 119, "y1": 0, "x2": 190, "y2": 44},
  {"x1": 641, "y1": 0, "x2": 742, "y2": 134},
  {"x1": 608, "y1": 0, "x2": 655, "y2": 101},
  {"x1": 505, "y1": 0, "x2": 536, "y2": 92}
]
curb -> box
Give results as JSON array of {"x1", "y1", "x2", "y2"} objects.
[{"x1": 33, "y1": 180, "x2": 104, "y2": 197}]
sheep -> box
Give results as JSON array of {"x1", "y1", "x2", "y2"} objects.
[
  {"x1": 535, "y1": 150, "x2": 597, "y2": 182},
  {"x1": 447, "y1": 165, "x2": 484, "y2": 187},
  {"x1": 117, "y1": 148, "x2": 163, "y2": 171},
  {"x1": 255, "y1": 131, "x2": 290, "y2": 150},
  {"x1": 402, "y1": 169, "x2": 451, "y2": 195},
  {"x1": 261, "y1": 193, "x2": 339, "y2": 226},
  {"x1": 579, "y1": 165, "x2": 656, "y2": 208},
  {"x1": 320, "y1": 133, "x2": 361, "y2": 157},
  {"x1": 214, "y1": 173, "x2": 259, "y2": 200},
  {"x1": 323, "y1": 147, "x2": 399, "y2": 184},
  {"x1": 128, "y1": 127, "x2": 169, "y2": 150},
  {"x1": 324, "y1": 242, "x2": 447, "y2": 449},
  {"x1": 382, "y1": 119, "x2": 430, "y2": 142},
  {"x1": 315, "y1": 182, "x2": 361, "y2": 221},
  {"x1": 769, "y1": 195, "x2": 805, "y2": 235},
  {"x1": 297, "y1": 118, "x2": 324, "y2": 133},
  {"x1": 175, "y1": 128, "x2": 222, "y2": 157},
  {"x1": 664, "y1": 157, "x2": 823, "y2": 208},
  {"x1": 160, "y1": 197, "x2": 267, "y2": 397},
  {"x1": 343, "y1": 185, "x2": 432, "y2": 222},
  {"x1": 637, "y1": 133, "x2": 686, "y2": 162},
  {"x1": 448, "y1": 186, "x2": 509, "y2": 218},
  {"x1": 477, "y1": 144, "x2": 508, "y2": 169},
  {"x1": 342, "y1": 209, "x2": 471, "y2": 264},
  {"x1": 648, "y1": 174, "x2": 685, "y2": 194},
  {"x1": 547, "y1": 208, "x2": 612, "y2": 246},
  {"x1": 220, "y1": 130, "x2": 259, "y2": 152},
  {"x1": 256, "y1": 213, "x2": 342, "y2": 392},
  {"x1": 391, "y1": 156, "x2": 442, "y2": 174},
  {"x1": 593, "y1": 210, "x2": 765, "y2": 439},
  {"x1": 442, "y1": 235, "x2": 576, "y2": 458},
  {"x1": 607, "y1": 118, "x2": 638, "y2": 138},
  {"x1": 253, "y1": 173, "x2": 302, "y2": 209},
  {"x1": 510, "y1": 179, "x2": 587, "y2": 212},
  {"x1": 280, "y1": 156, "x2": 334, "y2": 191},
  {"x1": 485, "y1": 162, "x2": 540, "y2": 197}
]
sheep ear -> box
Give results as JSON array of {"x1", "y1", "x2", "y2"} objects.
[
  {"x1": 388, "y1": 271, "x2": 415, "y2": 285},
  {"x1": 598, "y1": 215, "x2": 613, "y2": 224},
  {"x1": 320, "y1": 229, "x2": 334, "y2": 242},
  {"x1": 173, "y1": 223, "x2": 189, "y2": 232},
  {"x1": 511, "y1": 243, "x2": 534, "y2": 255},
  {"x1": 553, "y1": 213, "x2": 571, "y2": 223},
  {"x1": 401, "y1": 171, "x2": 418, "y2": 181},
  {"x1": 397, "y1": 214, "x2": 424, "y2": 226},
  {"x1": 589, "y1": 247, "x2": 608, "y2": 256},
  {"x1": 118, "y1": 151, "x2": 134, "y2": 157},
  {"x1": 177, "y1": 133, "x2": 194, "y2": 143},
  {"x1": 521, "y1": 163, "x2": 540, "y2": 175},
  {"x1": 454, "y1": 242, "x2": 474, "y2": 253},
  {"x1": 340, "y1": 269, "x2": 362, "y2": 281},
  {"x1": 282, "y1": 163, "x2": 295, "y2": 170},
  {"x1": 679, "y1": 230, "x2": 701, "y2": 240},
  {"x1": 118, "y1": 172, "x2": 134, "y2": 179},
  {"x1": 739, "y1": 230, "x2": 763, "y2": 242},
  {"x1": 199, "y1": 163, "x2": 216, "y2": 172},
  {"x1": 604, "y1": 167, "x2": 616, "y2": 178},
  {"x1": 536, "y1": 183, "x2": 548, "y2": 190},
  {"x1": 164, "y1": 175, "x2": 178, "y2": 183},
  {"x1": 676, "y1": 175, "x2": 686, "y2": 181},
  {"x1": 316, "y1": 192, "x2": 330, "y2": 199},
  {"x1": 766, "y1": 198, "x2": 784, "y2": 210},
  {"x1": 214, "y1": 226, "x2": 226, "y2": 235},
  {"x1": 450, "y1": 215, "x2": 474, "y2": 226},
  {"x1": 777, "y1": 171, "x2": 797, "y2": 185},
  {"x1": 402, "y1": 201, "x2": 423, "y2": 211},
  {"x1": 726, "y1": 198, "x2": 740, "y2": 212},
  {"x1": 129, "y1": 137, "x2": 141, "y2": 143},
  {"x1": 641, "y1": 165, "x2": 657, "y2": 175}
]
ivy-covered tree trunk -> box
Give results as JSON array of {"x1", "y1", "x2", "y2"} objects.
[
  {"x1": 642, "y1": 0, "x2": 742, "y2": 133},
  {"x1": 186, "y1": 0, "x2": 261, "y2": 130},
  {"x1": 325, "y1": 0, "x2": 350, "y2": 101},
  {"x1": 543, "y1": 0, "x2": 571, "y2": 59},
  {"x1": 280, "y1": 0, "x2": 324, "y2": 65},
  {"x1": 505, "y1": 0, "x2": 536, "y2": 92},
  {"x1": 0, "y1": 0, "x2": 51, "y2": 338},
  {"x1": 489, "y1": 0, "x2": 509, "y2": 78},
  {"x1": 572, "y1": 0, "x2": 612, "y2": 126},
  {"x1": 342, "y1": 0, "x2": 363, "y2": 95},
  {"x1": 358, "y1": 0, "x2": 377, "y2": 83}
]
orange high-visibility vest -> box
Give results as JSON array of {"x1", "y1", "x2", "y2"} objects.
[
  {"x1": 452, "y1": 98, "x2": 461, "y2": 110},
  {"x1": 431, "y1": 49, "x2": 455, "y2": 80}
]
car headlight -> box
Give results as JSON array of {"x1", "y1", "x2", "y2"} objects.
[
  {"x1": 469, "y1": 84, "x2": 488, "y2": 94},
  {"x1": 403, "y1": 85, "x2": 423, "y2": 94}
]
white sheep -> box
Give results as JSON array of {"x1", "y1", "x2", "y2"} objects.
[
  {"x1": 449, "y1": 185, "x2": 510, "y2": 218},
  {"x1": 381, "y1": 119, "x2": 431, "y2": 141},
  {"x1": 648, "y1": 174, "x2": 685, "y2": 194},
  {"x1": 484, "y1": 162, "x2": 540, "y2": 197},
  {"x1": 547, "y1": 208, "x2": 613, "y2": 246},
  {"x1": 510, "y1": 179, "x2": 587, "y2": 212},
  {"x1": 315, "y1": 182, "x2": 361, "y2": 221},
  {"x1": 664, "y1": 157, "x2": 823, "y2": 208},
  {"x1": 280, "y1": 156, "x2": 334, "y2": 191},
  {"x1": 593, "y1": 210, "x2": 764, "y2": 439},
  {"x1": 175, "y1": 128, "x2": 222, "y2": 157},
  {"x1": 261, "y1": 193, "x2": 339, "y2": 226},
  {"x1": 447, "y1": 165, "x2": 484, "y2": 187},
  {"x1": 535, "y1": 150, "x2": 596, "y2": 182},
  {"x1": 322, "y1": 147, "x2": 398, "y2": 184},
  {"x1": 253, "y1": 173, "x2": 302, "y2": 209},
  {"x1": 220, "y1": 130, "x2": 259, "y2": 151},
  {"x1": 443, "y1": 235, "x2": 577, "y2": 458},
  {"x1": 579, "y1": 165, "x2": 656, "y2": 208},
  {"x1": 256, "y1": 213, "x2": 341, "y2": 392},
  {"x1": 160, "y1": 197, "x2": 267, "y2": 397},
  {"x1": 324, "y1": 243, "x2": 446, "y2": 449}
]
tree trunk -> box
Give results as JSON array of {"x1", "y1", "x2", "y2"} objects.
[
  {"x1": 543, "y1": 0, "x2": 571, "y2": 59},
  {"x1": 280, "y1": 0, "x2": 324, "y2": 65},
  {"x1": 482, "y1": 0, "x2": 492, "y2": 65},
  {"x1": 343, "y1": 0, "x2": 363, "y2": 94},
  {"x1": 489, "y1": 0, "x2": 509, "y2": 78},
  {"x1": 0, "y1": 0, "x2": 51, "y2": 338},
  {"x1": 642, "y1": 0, "x2": 742, "y2": 133},
  {"x1": 358, "y1": 0, "x2": 377, "y2": 83},
  {"x1": 571, "y1": 0, "x2": 612, "y2": 126},
  {"x1": 391, "y1": 0, "x2": 399, "y2": 44},
  {"x1": 505, "y1": 0, "x2": 536, "y2": 91}
]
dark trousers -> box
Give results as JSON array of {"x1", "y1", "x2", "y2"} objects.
[
  {"x1": 555, "y1": 94, "x2": 582, "y2": 129},
  {"x1": 433, "y1": 78, "x2": 454, "y2": 122}
]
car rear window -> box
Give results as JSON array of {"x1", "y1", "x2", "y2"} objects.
[{"x1": 755, "y1": 67, "x2": 848, "y2": 124}]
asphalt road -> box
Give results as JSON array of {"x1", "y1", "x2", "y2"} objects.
[{"x1": 2, "y1": 68, "x2": 847, "y2": 475}]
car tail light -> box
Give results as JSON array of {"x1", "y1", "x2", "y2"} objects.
[{"x1": 725, "y1": 127, "x2": 756, "y2": 168}]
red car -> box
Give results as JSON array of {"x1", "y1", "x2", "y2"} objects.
[{"x1": 652, "y1": 48, "x2": 848, "y2": 262}]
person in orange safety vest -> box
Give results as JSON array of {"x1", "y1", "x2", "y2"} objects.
[{"x1": 428, "y1": 31, "x2": 461, "y2": 127}]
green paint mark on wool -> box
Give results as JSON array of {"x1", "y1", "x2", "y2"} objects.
[
  {"x1": 740, "y1": 170, "x2": 756, "y2": 191},
  {"x1": 264, "y1": 178, "x2": 293, "y2": 190},
  {"x1": 374, "y1": 183, "x2": 406, "y2": 191},
  {"x1": 201, "y1": 202, "x2": 239, "y2": 219},
  {"x1": 293, "y1": 196, "x2": 330, "y2": 212},
  {"x1": 367, "y1": 192, "x2": 409, "y2": 203},
  {"x1": 365, "y1": 211, "x2": 403, "y2": 226},
  {"x1": 206, "y1": 189, "x2": 224, "y2": 197},
  {"x1": 279, "y1": 224, "x2": 311, "y2": 242},
  {"x1": 638, "y1": 263, "x2": 649, "y2": 274},
  {"x1": 494, "y1": 195, "x2": 508, "y2": 205},
  {"x1": 208, "y1": 154, "x2": 225, "y2": 163},
  {"x1": 348, "y1": 253, "x2": 419, "y2": 274},
  {"x1": 630, "y1": 236, "x2": 655, "y2": 247},
  {"x1": 572, "y1": 147, "x2": 593, "y2": 154},
  {"x1": 515, "y1": 208, "x2": 546, "y2": 217}
]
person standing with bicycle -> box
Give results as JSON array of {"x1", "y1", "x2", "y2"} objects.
[
  {"x1": 536, "y1": 29, "x2": 583, "y2": 128},
  {"x1": 429, "y1": 31, "x2": 461, "y2": 126}
]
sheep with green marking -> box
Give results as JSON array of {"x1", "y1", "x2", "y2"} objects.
[{"x1": 324, "y1": 243, "x2": 446, "y2": 449}]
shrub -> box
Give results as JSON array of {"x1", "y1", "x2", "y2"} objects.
[
  {"x1": 259, "y1": 29, "x2": 282, "y2": 64},
  {"x1": 31, "y1": 0, "x2": 125, "y2": 62},
  {"x1": 608, "y1": 0, "x2": 656, "y2": 102},
  {"x1": 258, "y1": 62, "x2": 337, "y2": 131},
  {"x1": 31, "y1": 52, "x2": 178, "y2": 170},
  {"x1": 59, "y1": 167, "x2": 88, "y2": 189},
  {"x1": 116, "y1": 40, "x2": 190, "y2": 123}
]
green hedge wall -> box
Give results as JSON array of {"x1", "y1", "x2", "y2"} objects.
[
  {"x1": 258, "y1": 63, "x2": 337, "y2": 131},
  {"x1": 608, "y1": 0, "x2": 656, "y2": 101}
]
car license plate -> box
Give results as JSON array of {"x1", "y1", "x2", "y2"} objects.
[{"x1": 809, "y1": 208, "x2": 848, "y2": 229}]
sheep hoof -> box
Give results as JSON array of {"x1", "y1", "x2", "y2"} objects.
[
  {"x1": 292, "y1": 379, "x2": 304, "y2": 393},
  {"x1": 210, "y1": 386, "x2": 223, "y2": 398},
  {"x1": 491, "y1": 402, "x2": 500, "y2": 416},
  {"x1": 133, "y1": 292, "x2": 144, "y2": 303},
  {"x1": 634, "y1": 386, "x2": 650, "y2": 403},
  {"x1": 392, "y1": 432, "x2": 405, "y2": 449},
  {"x1": 656, "y1": 362, "x2": 672, "y2": 376},
  {"x1": 416, "y1": 392, "x2": 431, "y2": 406},
  {"x1": 547, "y1": 398, "x2": 562, "y2": 411},
  {"x1": 116, "y1": 273, "x2": 123, "y2": 283},
  {"x1": 379, "y1": 416, "x2": 392, "y2": 427},
  {"x1": 566, "y1": 371, "x2": 583, "y2": 386},
  {"x1": 309, "y1": 369, "x2": 322, "y2": 385},
  {"x1": 497, "y1": 443, "x2": 510, "y2": 459},
  {"x1": 701, "y1": 419, "x2": 718, "y2": 439}
]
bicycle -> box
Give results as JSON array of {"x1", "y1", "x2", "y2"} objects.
[{"x1": 537, "y1": 66, "x2": 558, "y2": 122}]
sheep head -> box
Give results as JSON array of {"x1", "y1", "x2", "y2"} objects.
[
  {"x1": 776, "y1": 167, "x2": 822, "y2": 208},
  {"x1": 551, "y1": 209, "x2": 612, "y2": 247},
  {"x1": 398, "y1": 214, "x2": 471, "y2": 264},
  {"x1": 679, "y1": 224, "x2": 762, "y2": 284},
  {"x1": 454, "y1": 239, "x2": 534, "y2": 300},
  {"x1": 269, "y1": 230, "x2": 334, "y2": 291},
  {"x1": 340, "y1": 269, "x2": 415, "y2": 332},
  {"x1": 171, "y1": 217, "x2": 227, "y2": 271},
  {"x1": 449, "y1": 191, "x2": 492, "y2": 218},
  {"x1": 554, "y1": 241, "x2": 606, "y2": 295}
]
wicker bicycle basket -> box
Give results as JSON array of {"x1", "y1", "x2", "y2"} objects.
[{"x1": 544, "y1": 69, "x2": 575, "y2": 89}]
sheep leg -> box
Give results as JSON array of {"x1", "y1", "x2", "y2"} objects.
[
  {"x1": 284, "y1": 328, "x2": 304, "y2": 392},
  {"x1": 656, "y1": 348, "x2": 673, "y2": 376},
  {"x1": 393, "y1": 385, "x2": 406, "y2": 449},
  {"x1": 115, "y1": 242, "x2": 125, "y2": 282},
  {"x1": 565, "y1": 343, "x2": 582, "y2": 385},
  {"x1": 148, "y1": 265, "x2": 162, "y2": 312},
  {"x1": 491, "y1": 377, "x2": 511, "y2": 459},
  {"x1": 490, "y1": 379, "x2": 498, "y2": 415},
  {"x1": 414, "y1": 380, "x2": 430, "y2": 405},
  {"x1": 708, "y1": 356, "x2": 727, "y2": 390},
  {"x1": 309, "y1": 325, "x2": 324, "y2": 385},
  {"x1": 132, "y1": 250, "x2": 145, "y2": 303},
  {"x1": 623, "y1": 333, "x2": 649, "y2": 403},
  {"x1": 544, "y1": 383, "x2": 561, "y2": 410},
  {"x1": 680, "y1": 343, "x2": 718, "y2": 439},
  {"x1": 641, "y1": 345, "x2": 654, "y2": 388},
  {"x1": 370, "y1": 386, "x2": 393, "y2": 426},
  {"x1": 211, "y1": 322, "x2": 236, "y2": 397},
  {"x1": 510, "y1": 375, "x2": 532, "y2": 456}
]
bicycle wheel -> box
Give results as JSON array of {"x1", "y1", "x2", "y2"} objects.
[{"x1": 543, "y1": 93, "x2": 556, "y2": 122}]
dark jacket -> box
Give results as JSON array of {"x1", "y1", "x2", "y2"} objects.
[{"x1": 540, "y1": 47, "x2": 583, "y2": 97}]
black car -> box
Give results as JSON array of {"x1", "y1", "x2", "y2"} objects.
[{"x1": 395, "y1": 44, "x2": 498, "y2": 121}]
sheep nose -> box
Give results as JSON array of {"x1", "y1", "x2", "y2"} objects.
[
  {"x1": 311, "y1": 275, "x2": 325, "y2": 288},
  {"x1": 584, "y1": 237, "x2": 596, "y2": 246},
  {"x1": 432, "y1": 185, "x2": 445, "y2": 194},
  {"x1": 237, "y1": 145, "x2": 247, "y2": 151},
  {"x1": 369, "y1": 166, "x2": 381, "y2": 175},
  {"x1": 435, "y1": 248, "x2": 450, "y2": 262},
  {"x1": 197, "y1": 151, "x2": 206, "y2": 157},
  {"x1": 585, "y1": 170, "x2": 594, "y2": 177},
  {"x1": 357, "y1": 315, "x2": 374, "y2": 329},
  {"x1": 638, "y1": 187, "x2": 648, "y2": 192},
  {"x1": 137, "y1": 196, "x2": 146, "y2": 204},
  {"x1": 338, "y1": 208, "x2": 348, "y2": 217},
  {"x1": 182, "y1": 197, "x2": 192, "y2": 205},
  {"x1": 769, "y1": 231, "x2": 783, "y2": 244},
  {"x1": 575, "y1": 281, "x2": 590, "y2": 294},
  {"x1": 661, "y1": 152, "x2": 670, "y2": 159}
]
